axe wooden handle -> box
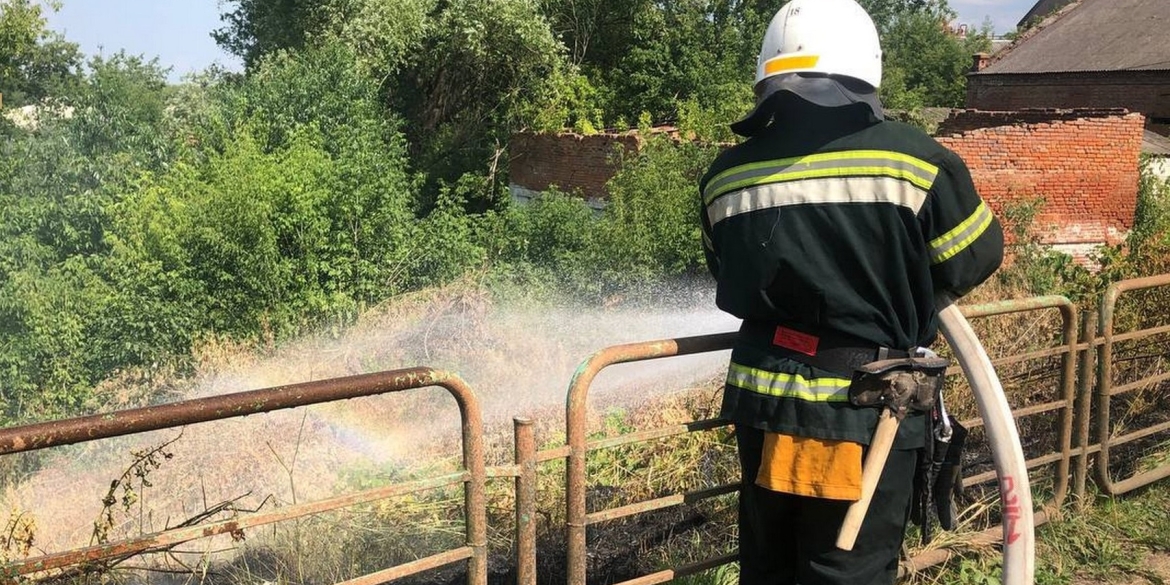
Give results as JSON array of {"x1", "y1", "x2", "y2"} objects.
[{"x1": 836, "y1": 409, "x2": 900, "y2": 551}]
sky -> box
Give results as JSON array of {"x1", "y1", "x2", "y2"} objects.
[
  {"x1": 42, "y1": 0, "x2": 1040, "y2": 83},
  {"x1": 44, "y1": 1, "x2": 243, "y2": 82},
  {"x1": 950, "y1": 0, "x2": 1039, "y2": 32}
]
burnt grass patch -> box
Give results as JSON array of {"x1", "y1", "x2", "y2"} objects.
[{"x1": 388, "y1": 502, "x2": 733, "y2": 585}]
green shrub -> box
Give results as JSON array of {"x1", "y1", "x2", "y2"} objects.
[
  {"x1": 0, "y1": 42, "x2": 423, "y2": 422},
  {"x1": 601, "y1": 133, "x2": 716, "y2": 279},
  {"x1": 478, "y1": 131, "x2": 719, "y2": 302},
  {"x1": 1128, "y1": 156, "x2": 1170, "y2": 253}
]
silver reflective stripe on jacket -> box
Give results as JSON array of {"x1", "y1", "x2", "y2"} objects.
[
  {"x1": 703, "y1": 150, "x2": 939, "y2": 228},
  {"x1": 706, "y1": 176, "x2": 932, "y2": 227}
]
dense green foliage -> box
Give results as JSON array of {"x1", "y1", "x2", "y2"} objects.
[
  {"x1": 0, "y1": 0, "x2": 81, "y2": 107},
  {"x1": 0, "y1": 0, "x2": 1135, "y2": 425},
  {"x1": 880, "y1": 6, "x2": 991, "y2": 109},
  {"x1": 215, "y1": 0, "x2": 991, "y2": 196}
]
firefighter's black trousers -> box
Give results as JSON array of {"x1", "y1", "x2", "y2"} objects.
[{"x1": 736, "y1": 426, "x2": 916, "y2": 585}]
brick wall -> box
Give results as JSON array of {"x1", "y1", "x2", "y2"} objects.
[
  {"x1": 935, "y1": 109, "x2": 1145, "y2": 250},
  {"x1": 509, "y1": 109, "x2": 1146, "y2": 255},
  {"x1": 508, "y1": 131, "x2": 642, "y2": 203},
  {"x1": 936, "y1": 108, "x2": 1133, "y2": 134},
  {"x1": 967, "y1": 71, "x2": 1170, "y2": 122}
]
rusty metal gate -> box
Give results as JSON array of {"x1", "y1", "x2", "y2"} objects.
[
  {"x1": 4, "y1": 274, "x2": 1170, "y2": 584},
  {"x1": 1093, "y1": 273, "x2": 1170, "y2": 496},
  {"x1": 0, "y1": 369, "x2": 489, "y2": 585},
  {"x1": 902, "y1": 296, "x2": 1078, "y2": 573},
  {"x1": 561, "y1": 296, "x2": 1081, "y2": 581},
  {"x1": 564, "y1": 333, "x2": 740, "y2": 585}
]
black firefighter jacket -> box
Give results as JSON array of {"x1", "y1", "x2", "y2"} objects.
[{"x1": 699, "y1": 99, "x2": 1005, "y2": 446}]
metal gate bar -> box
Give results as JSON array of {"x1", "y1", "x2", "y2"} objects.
[
  {"x1": 565, "y1": 332, "x2": 738, "y2": 585},
  {"x1": 954, "y1": 297, "x2": 1078, "y2": 508},
  {"x1": 0, "y1": 368, "x2": 487, "y2": 585},
  {"x1": 1096, "y1": 273, "x2": 1170, "y2": 495}
]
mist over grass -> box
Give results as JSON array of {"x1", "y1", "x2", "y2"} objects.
[{"x1": 0, "y1": 277, "x2": 738, "y2": 559}]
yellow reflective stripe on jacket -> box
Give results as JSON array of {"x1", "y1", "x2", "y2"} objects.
[
  {"x1": 703, "y1": 150, "x2": 939, "y2": 205},
  {"x1": 706, "y1": 176, "x2": 930, "y2": 227},
  {"x1": 930, "y1": 200, "x2": 994, "y2": 264},
  {"x1": 726, "y1": 363, "x2": 852, "y2": 403}
]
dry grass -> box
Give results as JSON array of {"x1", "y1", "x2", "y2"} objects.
[{"x1": 0, "y1": 278, "x2": 738, "y2": 583}]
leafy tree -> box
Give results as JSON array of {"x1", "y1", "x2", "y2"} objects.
[
  {"x1": 70, "y1": 54, "x2": 173, "y2": 169},
  {"x1": 0, "y1": 53, "x2": 180, "y2": 419},
  {"x1": 0, "y1": 40, "x2": 424, "y2": 420},
  {"x1": 213, "y1": 0, "x2": 340, "y2": 69},
  {"x1": 214, "y1": 0, "x2": 574, "y2": 207},
  {"x1": 602, "y1": 133, "x2": 715, "y2": 278},
  {"x1": 326, "y1": 0, "x2": 434, "y2": 76},
  {"x1": 541, "y1": 0, "x2": 652, "y2": 68},
  {"x1": 0, "y1": 0, "x2": 81, "y2": 107},
  {"x1": 540, "y1": 0, "x2": 764, "y2": 127},
  {"x1": 539, "y1": 0, "x2": 971, "y2": 125},
  {"x1": 878, "y1": 1, "x2": 990, "y2": 108},
  {"x1": 0, "y1": 54, "x2": 172, "y2": 269},
  {"x1": 390, "y1": 0, "x2": 568, "y2": 204},
  {"x1": 120, "y1": 41, "x2": 420, "y2": 337},
  {"x1": 858, "y1": 0, "x2": 930, "y2": 34}
]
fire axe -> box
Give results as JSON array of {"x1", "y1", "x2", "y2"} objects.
[{"x1": 835, "y1": 353, "x2": 948, "y2": 551}]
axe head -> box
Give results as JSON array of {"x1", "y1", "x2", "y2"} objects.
[{"x1": 848, "y1": 356, "x2": 949, "y2": 419}]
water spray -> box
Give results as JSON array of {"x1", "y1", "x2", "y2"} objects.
[{"x1": 937, "y1": 294, "x2": 1035, "y2": 585}]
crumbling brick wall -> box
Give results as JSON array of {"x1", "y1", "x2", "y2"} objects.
[
  {"x1": 509, "y1": 109, "x2": 1146, "y2": 258},
  {"x1": 935, "y1": 109, "x2": 1145, "y2": 256},
  {"x1": 508, "y1": 131, "x2": 641, "y2": 203}
]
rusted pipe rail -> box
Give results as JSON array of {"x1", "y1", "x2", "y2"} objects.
[
  {"x1": 565, "y1": 332, "x2": 738, "y2": 585},
  {"x1": 0, "y1": 368, "x2": 488, "y2": 585},
  {"x1": 1096, "y1": 273, "x2": 1170, "y2": 496},
  {"x1": 957, "y1": 296, "x2": 1077, "y2": 507}
]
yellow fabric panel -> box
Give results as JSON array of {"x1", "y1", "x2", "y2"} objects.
[{"x1": 756, "y1": 433, "x2": 863, "y2": 501}]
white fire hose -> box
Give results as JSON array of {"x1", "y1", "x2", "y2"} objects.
[{"x1": 937, "y1": 295, "x2": 1035, "y2": 585}]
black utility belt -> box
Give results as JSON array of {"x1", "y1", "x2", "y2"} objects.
[{"x1": 740, "y1": 321, "x2": 911, "y2": 376}]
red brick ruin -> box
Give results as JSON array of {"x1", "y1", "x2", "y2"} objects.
[{"x1": 509, "y1": 109, "x2": 1146, "y2": 262}]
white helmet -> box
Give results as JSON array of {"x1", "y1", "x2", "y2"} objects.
[
  {"x1": 731, "y1": 0, "x2": 884, "y2": 137},
  {"x1": 754, "y1": 0, "x2": 882, "y2": 90}
]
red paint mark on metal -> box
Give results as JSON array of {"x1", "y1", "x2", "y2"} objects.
[{"x1": 1000, "y1": 475, "x2": 1022, "y2": 545}]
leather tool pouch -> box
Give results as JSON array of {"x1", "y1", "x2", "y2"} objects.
[
  {"x1": 848, "y1": 355, "x2": 949, "y2": 419},
  {"x1": 912, "y1": 414, "x2": 968, "y2": 544}
]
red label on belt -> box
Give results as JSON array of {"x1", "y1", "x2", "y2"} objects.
[{"x1": 773, "y1": 326, "x2": 820, "y2": 356}]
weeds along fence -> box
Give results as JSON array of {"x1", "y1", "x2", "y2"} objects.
[{"x1": 3, "y1": 273, "x2": 1170, "y2": 584}]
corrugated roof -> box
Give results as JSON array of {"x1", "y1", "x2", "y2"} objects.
[
  {"x1": 1017, "y1": 0, "x2": 1076, "y2": 28},
  {"x1": 1145, "y1": 130, "x2": 1170, "y2": 156},
  {"x1": 982, "y1": 0, "x2": 1170, "y2": 74}
]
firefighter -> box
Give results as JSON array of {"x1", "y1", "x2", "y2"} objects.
[{"x1": 698, "y1": 1, "x2": 1004, "y2": 584}]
